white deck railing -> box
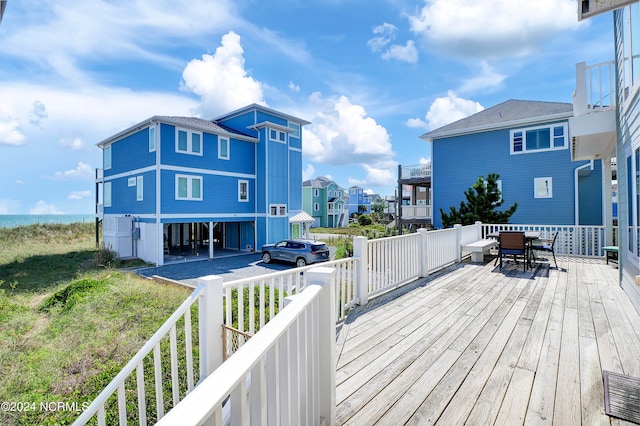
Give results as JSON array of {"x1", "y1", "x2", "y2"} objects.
[
  {"x1": 76, "y1": 221, "x2": 611, "y2": 425},
  {"x1": 401, "y1": 204, "x2": 432, "y2": 219},
  {"x1": 400, "y1": 163, "x2": 432, "y2": 179},
  {"x1": 574, "y1": 60, "x2": 615, "y2": 115}
]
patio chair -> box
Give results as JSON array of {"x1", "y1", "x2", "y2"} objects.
[
  {"x1": 531, "y1": 232, "x2": 558, "y2": 267},
  {"x1": 498, "y1": 231, "x2": 527, "y2": 271}
]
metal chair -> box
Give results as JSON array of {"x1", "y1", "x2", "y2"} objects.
[
  {"x1": 531, "y1": 232, "x2": 558, "y2": 267},
  {"x1": 498, "y1": 231, "x2": 527, "y2": 271}
]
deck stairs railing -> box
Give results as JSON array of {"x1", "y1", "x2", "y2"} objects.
[{"x1": 75, "y1": 222, "x2": 610, "y2": 425}]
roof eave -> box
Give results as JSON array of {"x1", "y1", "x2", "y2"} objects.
[{"x1": 420, "y1": 111, "x2": 574, "y2": 142}]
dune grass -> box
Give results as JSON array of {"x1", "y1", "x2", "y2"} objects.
[{"x1": 0, "y1": 223, "x2": 191, "y2": 425}]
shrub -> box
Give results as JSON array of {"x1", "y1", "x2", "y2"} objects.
[{"x1": 94, "y1": 243, "x2": 118, "y2": 268}]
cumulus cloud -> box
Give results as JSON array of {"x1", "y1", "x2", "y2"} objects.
[
  {"x1": 288, "y1": 81, "x2": 300, "y2": 92},
  {"x1": 30, "y1": 200, "x2": 64, "y2": 214},
  {"x1": 424, "y1": 91, "x2": 484, "y2": 130},
  {"x1": 458, "y1": 62, "x2": 507, "y2": 94},
  {"x1": 60, "y1": 137, "x2": 87, "y2": 151},
  {"x1": 408, "y1": 91, "x2": 484, "y2": 131},
  {"x1": 181, "y1": 31, "x2": 265, "y2": 118},
  {"x1": 68, "y1": 190, "x2": 92, "y2": 200},
  {"x1": 52, "y1": 162, "x2": 94, "y2": 180},
  {"x1": 368, "y1": 23, "x2": 418, "y2": 63},
  {"x1": 0, "y1": 117, "x2": 26, "y2": 145},
  {"x1": 29, "y1": 101, "x2": 48, "y2": 126},
  {"x1": 302, "y1": 163, "x2": 315, "y2": 181},
  {"x1": 409, "y1": 0, "x2": 584, "y2": 59}
]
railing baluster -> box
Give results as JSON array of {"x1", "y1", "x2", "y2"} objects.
[
  {"x1": 136, "y1": 363, "x2": 147, "y2": 426},
  {"x1": 153, "y1": 344, "x2": 164, "y2": 420},
  {"x1": 97, "y1": 405, "x2": 105, "y2": 426},
  {"x1": 249, "y1": 283, "x2": 255, "y2": 335},
  {"x1": 184, "y1": 310, "x2": 194, "y2": 392},
  {"x1": 169, "y1": 325, "x2": 179, "y2": 406},
  {"x1": 117, "y1": 382, "x2": 126, "y2": 426}
]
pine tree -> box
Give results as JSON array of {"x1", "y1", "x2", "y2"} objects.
[{"x1": 440, "y1": 173, "x2": 517, "y2": 228}]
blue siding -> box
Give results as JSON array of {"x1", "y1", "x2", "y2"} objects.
[
  {"x1": 105, "y1": 128, "x2": 155, "y2": 176},
  {"x1": 257, "y1": 111, "x2": 287, "y2": 127},
  {"x1": 289, "y1": 150, "x2": 302, "y2": 210},
  {"x1": 218, "y1": 112, "x2": 258, "y2": 136},
  {"x1": 578, "y1": 160, "x2": 603, "y2": 225},
  {"x1": 268, "y1": 217, "x2": 289, "y2": 243},
  {"x1": 289, "y1": 135, "x2": 302, "y2": 150},
  {"x1": 432, "y1": 124, "x2": 597, "y2": 228},
  {"x1": 160, "y1": 170, "x2": 255, "y2": 214},
  {"x1": 256, "y1": 129, "x2": 267, "y2": 213},
  {"x1": 267, "y1": 141, "x2": 289, "y2": 205},
  {"x1": 105, "y1": 170, "x2": 155, "y2": 215}
]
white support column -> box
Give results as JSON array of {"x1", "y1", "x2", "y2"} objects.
[
  {"x1": 603, "y1": 159, "x2": 614, "y2": 246},
  {"x1": 454, "y1": 224, "x2": 462, "y2": 263},
  {"x1": 305, "y1": 267, "x2": 336, "y2": 426},
  {"x1": 198, "y1": 275, "x2": 223, "y2": 380},
  {"x1": 475, "y1": 221, "x2": 483, "y2": 240},
  {"x1": 209, "y1": 222, "x2": 214, "y2": 259},
  {"x1": 353, "y1": 236, "x2": 369, "y2": 305},
  {"x1": 417, "y1": 228, "x2": 429, "y2": 277}
]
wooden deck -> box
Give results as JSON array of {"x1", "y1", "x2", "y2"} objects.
[{"x1": 335, "y1": 256, "x2": 640, "y2": 425}]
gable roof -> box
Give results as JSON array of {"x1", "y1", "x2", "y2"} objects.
[
  {"x1": 420, "y1": 99, "x2": 573, "y2": 142},
  {"x1": 303, "y1": 176, "x2": 342, "y2": 189},
  {"x1": 213, "y1": 103, "x2": 311, "y2": 126}
]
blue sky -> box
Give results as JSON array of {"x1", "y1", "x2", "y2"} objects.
[{"x1": 0, "y1": 0, "x2": 614, "y2": 214}]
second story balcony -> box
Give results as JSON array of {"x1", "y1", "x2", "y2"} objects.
[
  {"x1": 569, "y1": 61, "x2": 616, "y2": 161},
  {"x1": 399, "y1": 163, "x2": 432, "y2": 185}
]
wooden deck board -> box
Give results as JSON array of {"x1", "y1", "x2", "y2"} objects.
[{"x1": 336, "y1": 257, "x2": 640, "y2": 425}]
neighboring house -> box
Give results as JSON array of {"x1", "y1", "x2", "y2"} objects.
[
  {"x1": 302, "y1": 176, "x2": 348, "y2": 228},
  {"x1": 575, "y1": 1, "x2": 640, "y2": 312},
  {"x1": 97, "y1": 104, "x2": 310, "y2": 266},
  {"x1": 346, "y1": 186, "x2": 371, "y2": 215},
  {"x1": 396, "y1": 162, "x2": 432, "y2": 231},
  {"x1": 421, "y1": 99, "x2": 605, "y2": 229}
]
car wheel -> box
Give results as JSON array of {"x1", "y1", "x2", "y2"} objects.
[
  {"x1": 262, "y1": 252, "x2": 271, "y2": 264},
  {"x1": 296, "y1": 258, "x2": 307, "y2": 268}
]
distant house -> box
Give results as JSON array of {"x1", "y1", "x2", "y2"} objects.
[
  {"x1": 421, "y1": 99, "x2": 605, "y2": 229},
  {"x1": 395, "y1": 162, "x2": 432, "y2": 231},
  {"x1": 97, "y1": 104, "x2": 310, "y2": 265},
  {"x1": 302, "y1": 176, "x2": 347, "y2": 228},
  {"x1": 346, "y1": 186, "x2": 371, "y2": 216}
]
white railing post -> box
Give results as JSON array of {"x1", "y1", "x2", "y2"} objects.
[
  {"x1": 305, "y1": 267, "x2": 336, "y2": 426},
  {"x1": 353, "y1": 236, "x2": 369, "y2": 305},
  {"x1": 198, "y1": 275, "x2": 223, "y2": 380},
  {"x1": 574, "y1": 61, "x2": 588, "y2": 115},
  {"x1": 454, "y1": 224, "x2": 462, "y2": 263},
  {"x1": 417, "y1": 228, "x2": 429, "y2": 277},
  {"x1": 475, "y1": 221, "x2": 483, "y2": 240}
]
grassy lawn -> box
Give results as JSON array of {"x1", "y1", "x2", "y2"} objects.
[{"x1": 0, "y1": 223, "x2": 191, "y2": 425}]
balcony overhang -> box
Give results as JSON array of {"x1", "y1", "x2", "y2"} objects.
[{"x1": 569, "y1": 109, "x2": 616, "y2": 161}]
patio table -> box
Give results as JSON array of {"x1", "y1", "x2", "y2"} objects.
[{"x1": 487, "y1": 231, "x2": 541, "y2": 268}]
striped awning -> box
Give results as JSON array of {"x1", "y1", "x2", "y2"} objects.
[{"x1": 289, "y1": 211, "x2": 314, "y2": 224}]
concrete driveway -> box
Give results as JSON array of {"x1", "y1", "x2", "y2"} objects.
[{"x1": 135, "y1": 247, "x2": 337, "y2": 287}]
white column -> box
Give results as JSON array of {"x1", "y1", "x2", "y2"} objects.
[
  {"x1": 454, "y1": 224, "x2": 462, "y2": 263},
  {"x1": 209, "y1": 222, "x2": 214, "y2": 259},
  {"x1": 353, "y1": 236, "x2": 369, "y2": 305},
  {"x1": 198, "y1": 275, "x2": 223, "y2": 380},
  {"x1": 417, "y1": 228, "x2": 429, "y2": 277},
  {"x1": 603, "y1": 159, "x2": 614, "y2": 246}
]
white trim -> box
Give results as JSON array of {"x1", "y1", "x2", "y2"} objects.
[
  {"x1": 268, "y1": 127, "x2": 287, "y2": 144},
  {"x1": 175, "y1": 127, "x2": 203, "y2": 156},
  {"x1": 574, "y1": 161, "x2": 594, "y2": 224},
  {"x1": 104, "y1": 145, "x2": 112, "y2": 170},
  {"x1": 160, "y1": 213, "x2": 262, "y2": 219},
  {"x1": 176, "y1": 174, "x2": 203, "y2": 201},
  {"x1": 510, "y1": 123, "x2": 568, "y2": 155},
  {"x1": 289, "y1": 146, "x2": 302, "y2": 153},
  {"x1": 104, "y1": 182, "x2": 112, "y2": 207},
  {"x1": 103, "y1": 165, "x2": 156, "y2": 181},
  {"x1": 238, "y1": 179, "x2": 249, "y2": 202},
  {"x1": 149, "y1": 125, "x2": 156, "y2": 152},
  {"x1": 161, "y1": 165, "x2": 255, "y2": 179},
  {"x1": 288, "y1": 121, "x2": 301, "y2": 138},
  {"x1": 534, "y1": 177, "x2": 553, "y2": 198},
  {"x1": 218, "y1": 137, "x2": 230, "y2": 160},
  {"x1": 270, "y1": 204, "x2": 287, "y2": 216},
  {"x1": 136, "y1": 175, "x2": 144, "y2": 201}
]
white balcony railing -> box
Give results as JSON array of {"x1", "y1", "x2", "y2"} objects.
[
  {"x1": 400, "y1": 163, "x2": 432, "y2": 180},
  {"x1": 401, "y1": 204, "x2": 432, "y2": 219},
  {"x1": 574, "y1": 61, "x2": 615, "y2": 116},
  {"x1": 76, "y1": 222, "x2": 612, "y2": 425}
]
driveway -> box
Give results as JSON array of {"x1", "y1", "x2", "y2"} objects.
[{"x1": 135, "y1": 247, "x2": 337, "y2": 287}]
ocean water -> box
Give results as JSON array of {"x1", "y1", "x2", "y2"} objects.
[{"x1": 0, "y1": 214, "x2": 97, "y2": 228}]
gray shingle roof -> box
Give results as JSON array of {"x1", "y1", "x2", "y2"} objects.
[
  {"x1": 157, "y1": 116, "x2": 257, "y2": 138},
  {"x1": 421, "y1": 99, "x2": 573, "y2": 141},
  {"x1": 303, "y1": 176, "x2": 337, "y2": 189}
]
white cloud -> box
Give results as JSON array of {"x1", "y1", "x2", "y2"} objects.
[
  {"x1": 302, "y1": 164, "x2": 315, "y2": 181},
  {"x1": 30, "y1": 200, "x2": 64, "y2": 214},
  {"x1": 409, "y1": 0, "x2": 584, "y2": 59},
  {"x1": 458, "y1": 62, "x2": 507, "y2": 94},
  {"x1": 406, "y1": 117, "x2": 428, "y2": 129},
  {"x1": 368, "y1": 23, "x2": 418, "y2": 63},
  {"x1": 419, "y1": 157, "x2": 430, "y2": 165},
  {"x1": 382, "y1": 41, "x2": 418, "y2": 63},
  {"x1": 52, "y1": 162, "x2": 94, "y2": 180},
  {"x1": 423, "y1": 91, "x2": 484, "y2": 130},
  {"x1": 288, "y1": 81, "x2": 301, "y2": 92},
  {"x1": 29, "y1": 101, "x2": 48, "y2": 126},
  {"x1": 68, "y1": 190, "x2": 92, "y2": 200},
  {"x1": 0, "y1": 117, "x2": 26, "y2": 145},
  {"x1": 181, "y1": 31, "x2": 265, "y2": 118},
  {"x1": 60, "y1": 137, "x2": 87, "y2": 151}
]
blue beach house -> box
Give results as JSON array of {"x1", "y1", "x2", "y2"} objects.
[
  {"x1": 346, "y1": 186, "x2": 371, "y2": 216},
  {"x1": 97, "y1": 104, "x2": 310, "y2": 266},
  {"x1": 421, "y1": 99, "x2": 605, "y2": 229}
]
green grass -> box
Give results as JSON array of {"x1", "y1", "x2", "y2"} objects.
[{"x1": 0, "y1": 223, "x2": 191, "y2": 425}]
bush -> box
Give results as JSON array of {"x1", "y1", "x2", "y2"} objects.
[
  {"x1": 358, "y1": 215, "x2": 373, "y2": 226},
  {"x1": 94, "y1": 243, "x2": 118, "y2": 268}
]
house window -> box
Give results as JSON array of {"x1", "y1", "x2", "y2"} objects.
[
  {"x1": 270, "y1": 204, "x2": 287, "y2": 216},
  {"x1": 176, "y1": 128, "x2": 203, "y2": 155},
  {"x1": 149, "y1": 126, "x2": 156, "y2": 152},
  {"x1": 534, "y1": 177, "x2": 553, "y2": 198},
  {"x1": 219, "y1": 137, "x2": 229, "y2": 160},
  {"x1": 314, "y1": 189, "x2": 319, "y2": 197},
  {"x1": 176, "y1": 175, "x2": 203, "y2": 200},
  {"x1": 238, "y1": 180, "x2": 248, "y2": 202},
  {"x1": 314, "y1": 203, "x2": 319, "y2": 211},
  {"x1": 510, "y1": 124, "x2": 567, "y2": 154},
  {"x1": 104, "y1": 182, "x2": 112, "y2": 207},
  {"x1": 104, "y1": 145, "x2": 112, "y2": 170},
  {"x1": 288, "y1": 122, "x2": 300, "y2": 138},
  {"x1": 136, "y1": 176, "x2": 143, "y2": 201},
  {"x1": 269, "y1": 128, "x2": 286, "y2": 143}
]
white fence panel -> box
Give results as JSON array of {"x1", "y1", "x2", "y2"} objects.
[
  {"x1": 367, "y1": 233, "x2": 421, "y2": 298},
  {"x1": 424, "y1": 227, "x2": 459, "y2": 274}
]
